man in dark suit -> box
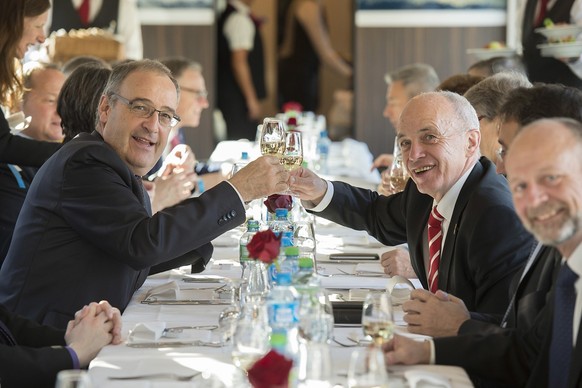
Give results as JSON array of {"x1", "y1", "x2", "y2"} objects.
[
  {"x1": 0, "y1": 59, "x2": 289, "y2": 329},
  {"x1": 289, "y1": 91, "x2": 533, "y2": 315},
  {"x1": 383, "y1": 118, "x2": 582, "y2": 388},
  {"x1": 1, "y1": 301, "x2": 121, "y2": 388}
]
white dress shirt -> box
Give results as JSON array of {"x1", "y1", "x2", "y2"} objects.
[{"x1": 223, "y1": 0, "x2": 255, "y2": 51}]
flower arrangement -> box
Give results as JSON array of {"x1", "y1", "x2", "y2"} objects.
[
  {"x1": 247, "y1": 349, "x2": 293, "y2": 388},
  {"x1": 247, "y1": 229, "x2": 281, "y2": 265},
  {"x1": 264, "y1": 194, "x2": 293, "y2": 214},
  {"x1": 282, "y1": 101, "x2": 303, "y2": 113}
]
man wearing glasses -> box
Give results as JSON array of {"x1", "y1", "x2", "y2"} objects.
[{"x1": 0, "y1": 59, "x2": 289, "y2": 329}]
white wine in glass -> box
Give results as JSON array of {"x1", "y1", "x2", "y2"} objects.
[
  {"x1": 281, "y1": 131, "x2": 303, "y2": 171},
  {"x1": 260, "y1": 118, "x2": 285, "y2": 157},
  {"x1": 362, "y1": 292, "x2": 394, "y2": 346}
]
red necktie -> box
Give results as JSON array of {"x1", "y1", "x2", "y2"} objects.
[
  {"x1": 427, "y1": 206, "x2": 444, "y2": 294},
  {"x1": 79, "y1": 0, "x2": 91, "y2": 25},
  {"x1": 535, "y1": 0, "x2": 550, "y2": 27}
]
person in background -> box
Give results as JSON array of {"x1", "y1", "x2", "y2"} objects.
[
  {"x1": 61, "y1": 55, "x2": 110, "y2": 77},
  {"x1": 436, "y1": 73, "x2": 484, "y2": 96},
  {"x1": 0, "y1": 59, "x2": 289, "y2": 329},
  {"x1": 0, "y1": 0, "x2": 60, "y2": 166},
  {"x1": 217, "y1": 0, "x2": 266, "y2": 140},
  {"x1": 383, "y1": 118, "x2": 582, "y2": 388},
  {"x1": 47, "y1": 0, "x2": 143, "y2": 60},
  {"x1": 467, "y1": 55, "x2": 527, "y2": 78},
  {"x1": 463, "y1": 71, "x2": 532, "y2": 163},
  {"x1": 289, "y1": 91, "x2": 533, "y2": 316},
  {"x1": 0, "y1": 62, "x2": 65, "y2": 266},
  {"x1": 277, "y1": 0, "x2": 352, "y2": 112},
  {"x1": 0, "y1": 301, "x2": 121, "y2": 388}
]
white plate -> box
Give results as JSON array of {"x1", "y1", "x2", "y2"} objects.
[
  {"x1": 537, "y1": 41, "x2": 582, "y2": 58},
  {"x1": 535, "y1": 25, "x2": 582, "y2": 42},
  {"x1": 466, "y1": 48, "x2": 517, "y2": 60}
]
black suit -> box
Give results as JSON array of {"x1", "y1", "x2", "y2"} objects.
[
  {"x1": 0, "y1": 304, "x2": 71, "y2": 388},
  {"x1": 435, "y1": 263, "x2": 582, "y2": 388},
  {"x1": 0, "y1": 108, "x2": 59, "y2": 167},
  {"x1": 317, "y1": 158, "x2": 533, "y2": 314},
  {"x1": 0, "y1": 132, "x2": 245, "y2": 329}
]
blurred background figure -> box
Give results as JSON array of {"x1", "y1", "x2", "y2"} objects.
[
  {"x1": 277, "y1": 0, "x2": 352, "y2": 113},
  {"x1": 46, "y1": 0, "x2": 143, "y2": 60},
  {"x1": 217, "y1": 0, "x2": 266, "y2": 141},
  {"x1": 436, "y1": 73, "x2": 484, "y2": 96},
  {"x1": 61, "y1": 55, "x2": 110, "y2": 77},
  {"x1": 467, "y1": 56, "x2": 527, "y2": 78}
]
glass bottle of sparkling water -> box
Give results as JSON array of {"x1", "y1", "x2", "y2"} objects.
[{"x1": 240, "y1": 219, "x2": 260, "y2": 279}]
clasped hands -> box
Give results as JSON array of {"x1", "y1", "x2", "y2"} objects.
[{"x1": 65, "y1": 300, "x2": 122, "y2": 367}]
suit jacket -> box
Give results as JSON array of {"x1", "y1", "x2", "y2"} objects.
[
  {"x1": 317, "y1": 158, "x2": 534, "y2": 314},
  {"x1": 0, "y1": 304, "x2": 71, "y2": 388},
  {"x1": 0, "y1": 109, "x2": 59, "y2": 167},
  {"x1": 460, "y1": 244, "x2": 562, "y2": 335},
  {"x1": 435, "y1": 266, "x2": 582, "y2": 388},
  {"x1": 0, "y1": 132, "x2": 245, "y2": 329}
]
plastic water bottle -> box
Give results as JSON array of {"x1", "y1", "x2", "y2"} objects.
[
  {"x1": 267, "y1": 272, "x2": 300, "y2": 361},
  {"x1": 316, "y1": 130, "x2": 331, "y2": 174},
  {"x1": 239, "y1": 219, "x2": 260, "y2": 279},
  {"x1": 283, "y1": 246, "x2": 300, "y2": 279},
  {"x1": 268, "y1": 230, "x2": 294, "y2": 284},
  {"x1": 269, "y1": 208, "x2": 294, "y2": 241}
]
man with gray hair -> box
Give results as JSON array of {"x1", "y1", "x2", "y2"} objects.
[
  {"x1": 0, "y1": 59, "x2": 290, "y2": 329},
  {"x1": 290, "y1": 91, "x2": 533, "y2": 315}
]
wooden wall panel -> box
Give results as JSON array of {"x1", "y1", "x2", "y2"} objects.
[{"x1": 354, "y1": 26, "x2": 505, "y2": 159}]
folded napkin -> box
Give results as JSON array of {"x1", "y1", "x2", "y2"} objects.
[
  {"x1": 320, "y1": 275, "x2": 388, "y2": 290},
  {"x1": 404, "y1": 370, "x2": 452, "y2": 388},
  {"x1": 128, "y1": 322, "x2": 167, "y2": 342},
  {"x1": 144, "y1": 281, "x2": 180, "y2": 301},
  {"x1": 142, "y1": 281, "x2": 220, "y2": 303}
]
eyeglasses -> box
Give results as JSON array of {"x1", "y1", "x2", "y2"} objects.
[
  {"x1": 180, "y1": 86, "x2": 208, "y2": 99},
  {"x1": 111, "y1": 93, "x2": 181, "y2": 128}
]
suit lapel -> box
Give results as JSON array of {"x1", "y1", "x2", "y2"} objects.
[
  {"x1": 568, "y1": 316, "x2": 582, "y2": 387},
  {"x1": 438, "y1": 161, "x2": 484, "y2": 289}
]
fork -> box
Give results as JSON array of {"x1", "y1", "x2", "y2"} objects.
[
  {"x1": 109, "y1": 372, "x2": 201, "y2": 381},
  {"x1": 332, "y1": 337, "x2": 359, "y2": 347}
]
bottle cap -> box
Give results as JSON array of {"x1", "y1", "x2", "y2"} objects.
[
  {"x1": 275, "y1": 208, "x2": 289, "y2": 218},
  {"x1": 247, "y1": 219, "x2": 260, "y2": 230},
  {"x1": 241, "y1": 151, "x2": 249, "y2": 160},
  {"x1": 298, "y1": 257, "x2": 314, "y2": 268},
  {"x1": 270, "y1": 330, "x2": 288, "y2": 347},
  {"x1": 285, "y1": 246, "x2": 299, "y2": 256}
]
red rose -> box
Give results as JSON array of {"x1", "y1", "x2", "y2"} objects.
[
  {"x1": 282, "y1": 101, "x2": 303, "y2": 113},
  {"x1": 248, "y1": 349, "x2": 293, "y2": 388},
  {"x1": 247, "y1": 230, "x2": 281, "y2": 264},
  {"x1": 264, "y1": 194, "x2": 293, "y2": 214},
  {"x1": 287, "y1": 116, "x2": 298, "y2": 127}
]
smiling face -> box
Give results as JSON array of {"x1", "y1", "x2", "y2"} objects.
[
  {"x1": 22, "y1": 68, "x2": 65, "y2": 142},
  {"x1": 97, "y1": 70, "x2": 179, "y2": 176},
  {"x1": 397, "y1": 93, "x2": 480, "y2": 202},
  {"x1": 18, "y1": 11, "x2": 49, "y2": 59},
  {"x1": 176, "y1": 68, "x2": 209, "y2": 128},
  {"x1": 506, "y1": 120, "x2": 582, "y2": 257}
]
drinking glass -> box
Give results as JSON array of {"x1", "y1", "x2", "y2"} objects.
[
  {"x1": 259, "y1": 118, "x2": 285, "y2": 157},
  {"x1": 293, "y1": 221, "x2": 316, "y2": 262},
  {"x1": 347, "y1": 347, "x2": 389, "y2": 388},
  {"x1": 280, "y1": 131, "x2": 303, "y2": 171},
  {"x1": 297, "y1": 288, "x2": 334, "y2": 344},
  {"x1": 297, "y1": 342, "x2": 333, "y2": 388},
  {"x1": 55, "y1": 370, "x2": 92, "y2": 388},
  {"x1": 231, "y1": 302, "x2": 270, "y2": 370},
  {"x1": 361, "y1": 292, "x2": 394, "y2": 346}
]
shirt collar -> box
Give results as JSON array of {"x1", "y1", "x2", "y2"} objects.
[
  {"x1": 566, "y1": 241, "x2": 582, "y2": 278},
  {"x1": 229, "y1": 0, "x2": 251, "y2": 14},
  {"x1": 433, "y1": 163, "x2": 476, "y2": 222}
]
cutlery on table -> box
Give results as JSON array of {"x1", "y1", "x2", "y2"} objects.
[
  {"x1": 162, "y1": 325, "x2": 218, "y2": 336},
  {"x1": 126, "y1": 340, "x2": 224, "y2": 348},
  {"x1": 109, "y1": 372, "x2": 201, "y2": 381}
]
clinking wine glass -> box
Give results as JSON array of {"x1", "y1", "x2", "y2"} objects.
[
  {"x1": 280, "y1": 130, "x2": 303, "y2": 171},
  {"x1": 388, "y1": 138, "x2": 409, "y2": 194},
  {"x1": 259, "y1": 118, "x2": 286, "y2": 157},
  {"x1": 362, "y1": 291, "x2": 394, "y2": 347}
]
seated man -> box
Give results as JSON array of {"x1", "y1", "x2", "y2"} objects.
[
  {"x1": 1, "y1": 300, "x2": 121, "y2": 388},
  {"x1": 289, "y1": 91, "x2": 533, "y2": 316},
  {"x1": 384, "y1": 118, "x2": 582, "y2": 387},
  {"x1": 0, "y1": 59, "x2": 289, "y2": 329},
  {"x1": 0, "y1": 62, "x2": 65, "y2": 265}
]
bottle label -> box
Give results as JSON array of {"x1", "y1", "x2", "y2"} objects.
[
  {"x1": 269, "y1": 302, "x2": 299, "y2": 324},
  {"x1": 239, "y1": 244, "x2": 250, "y2": 263}
]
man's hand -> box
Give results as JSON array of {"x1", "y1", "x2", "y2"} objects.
[
  {"x1": 65, "y1": 303, "x2": 119, "y2": 367},
  {"x1": 403, "y1": 289, "x2": 470, "y2": 337},
  {"x1": 288, "y1": 167, "x2": 328, "y2": 206},
  {"x1": 228, "y1": 156, "x2": 289, "y2": 202},
  {"x1": 370, "y1": 153, "x2": 394, "y2": 171},
  {"x1": 162, "y1": 144, "x2": 196, "y2": 174},
  {"x1": 151, "y1": 166, "x2": 197, "y2": 213},
  {"x1": 380, "y1": 248, "x2": 416, "y2": 278},
  {"x1": 72, "y1": 301, "x2": 122, "y2": 345},
  {"x1": 382, "y1": 334, "x2": 431, "y2": 365}
]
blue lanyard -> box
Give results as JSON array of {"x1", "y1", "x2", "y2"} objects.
[{"x1": 7, "y1": 164, "x2": 26, "y2": 189}]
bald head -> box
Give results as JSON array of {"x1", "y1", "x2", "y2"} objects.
[{"x1": 506, "y1": 118, "x2": 582, "y2": 257}]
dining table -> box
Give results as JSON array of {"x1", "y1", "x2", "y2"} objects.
[{"x1": 87, "y1": 139, "x2": 474, "y2": 387}]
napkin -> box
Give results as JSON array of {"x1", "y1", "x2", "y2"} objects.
[
  {"x1": 142, "y1": 281, "x2": 219, "y2": 303},
  {"x1": 404, "y1": 370, "x2": 452, "y2": 388},
  {"x1": 128, "y1": 322, "x2": 167, "y2": 342},
  {"x1": 143, "y1": 281, "x2": 180, "y2": 301},
  {"x1": 386, "y1": 276, "x2": 417, "y2": 306},
  {"x1": 320, "y1": 275, "x2": 388, "y2": 290}
]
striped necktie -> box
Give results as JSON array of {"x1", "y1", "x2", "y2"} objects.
[{"x1": 427, "y1": 206, "x2": 444, "y2": 293}]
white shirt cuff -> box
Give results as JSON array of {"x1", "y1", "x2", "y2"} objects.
[
  {"x1": 429, "y1": 339, "x2": 436, "y2": 364},
  {"x1": 302, "y1": 180, "x2": 334, "y2": 212}
]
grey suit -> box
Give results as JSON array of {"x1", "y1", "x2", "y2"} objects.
[{"x1": 0, "y1": 132, "x2": 245, "y2": 328}]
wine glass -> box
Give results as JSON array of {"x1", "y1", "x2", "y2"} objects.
[
  {"x1": 388, "y1": 136, "x2": 409, "y2": 194},
  {"x1": 361, "y1": 291, "x2": 394, "y2": 347},
  {"x1": 55, "y1": 370, "x2": 92, "y2": 388},
  {"x1": 347, "y1": 347, "x2": 389, "y2": 388},
  {"x1": 280, "y1": 131, "x2": 303, "y2": 171},
  {"x1": 259, "y1": 118, "x2": 285, "y2": 157}
]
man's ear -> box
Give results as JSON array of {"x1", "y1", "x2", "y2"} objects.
[
  {"x1": 97, "y1": 95, "x2": 111, "y2": 129},
  {"x1": 467, "y1": 128, "x2": 481, "y2": 156}
]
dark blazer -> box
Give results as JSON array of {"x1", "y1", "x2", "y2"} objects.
[
  {"x1": 460, "y1": 244, "x2": 562, "y2": 335},
  {"x1": 0, "y1": 304, "x2": 71, "y2": 388},
  {"x1": 317, "y1": 158, "x2": 534, "y2": 314},
  {"x1": 0, "y1": 109, "x2": 59, "y2": 167},
  {"x1": 0, "y1": 132, "x2": 245, "y2": 329},
  {"x1": 435, "y1": 266, "x2": 582, "y2": 388}
]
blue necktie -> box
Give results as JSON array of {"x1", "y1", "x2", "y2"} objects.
[
  {"x1": 0, "y1": 319, "x2": 17, "y2": 346},
  {"x1": 549, "y1": 264, "x2": 579, "y2": 387}
]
